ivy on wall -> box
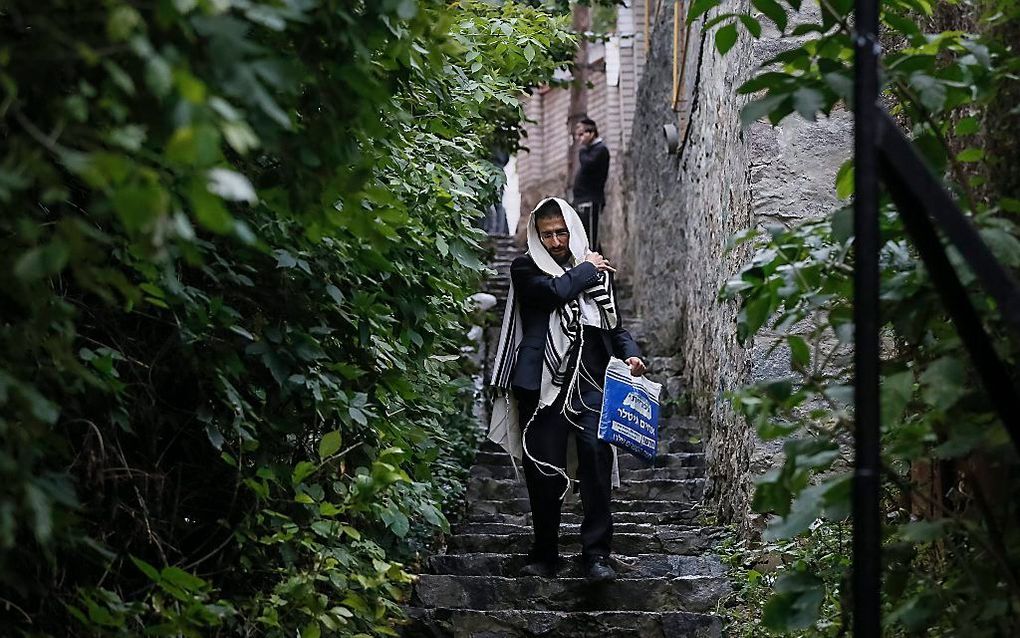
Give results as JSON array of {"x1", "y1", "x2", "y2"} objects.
[
  {"x1": 695, "y1": 0, "x2": 1020, "y2": 633},
  {"x1": 0, "y1": 1, "x2": 574, "y2": 635}
]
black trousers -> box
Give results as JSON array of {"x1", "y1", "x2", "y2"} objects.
[
  {"x1": 514, "y1": 380, "x2": 614, "y2": 565},
  {"x1": 573, "y1": 200, "x2": 603, "y2": 251}
]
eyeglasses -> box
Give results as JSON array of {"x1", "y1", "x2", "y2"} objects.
[{"x1": 539, "y1": 230, "x2": 570, "y2": 241}]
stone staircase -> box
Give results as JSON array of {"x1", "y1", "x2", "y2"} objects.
[
  {"x1": 402, "y1": 240, "x2": 729, "y2": 637},
  {"x1": 481, "y1": 234, "x2": 519, "y2": 316}
]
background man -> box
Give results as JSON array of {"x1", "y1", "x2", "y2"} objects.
[
  {"x1": 488, "y1": 197, "x2": 645, "y2": 583},
  {"x1": 571, "y1": 118, "x2": 610, "y2": 250}
]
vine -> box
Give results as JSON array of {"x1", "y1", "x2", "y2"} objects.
[
  {"x1": 697, "y1": 0, "x2": 1020, "y2": 633},
  {"x1": 0, "y1": 2, "x2": 574, "y2": 636}
]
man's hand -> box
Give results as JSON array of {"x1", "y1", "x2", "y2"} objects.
[
  {"x1": 585, "y1": 251, "x2": 616, "y2": 273},
  {"x1": 625, "y1": 357, "x2": 646, "y2": 376}
]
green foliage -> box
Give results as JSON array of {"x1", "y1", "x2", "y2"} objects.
[
  {"x1": 0, "y1": 1, "x2": 574, "y2": 635},
  {"x1": 719, "y1": 525, "x2": 851, "y2": 637},
  {"x1": 706, "y1": 0, "x2": 1020, "y2": 633}
]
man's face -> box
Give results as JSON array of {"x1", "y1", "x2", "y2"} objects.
[
  {"x1": 536, "y1": 214, "x2": 570, "y2": 264},
  {"x1": 574, "y1": 124, "x2": 595, "y2": 146}
]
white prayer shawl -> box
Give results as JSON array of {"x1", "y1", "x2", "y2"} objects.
[{"x1": 487, "y1": 197, "x2": 621, "y2": 491}]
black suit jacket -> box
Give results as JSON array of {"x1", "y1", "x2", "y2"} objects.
[
  {"x1": 572, "y1": 140, "x2": 610, "y2": 204},
  {"x1": 510, "y1": 255, "x2": 641, "y2": 391}
]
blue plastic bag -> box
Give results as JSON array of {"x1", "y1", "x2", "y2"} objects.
[{"x1": 597, "y1": 358, "x2": 662, "y2": 462}]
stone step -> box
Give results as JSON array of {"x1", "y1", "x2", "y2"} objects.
[
  {"x1": 470, "y1": 463, "x2": 703, "y2": 481},
  {"x1": 471, "y1": 451, "x2": 705, "y2": 471},
  {"x1": 411, "y1": 574, "x2": 730, "y2": 613},
  {"x1": 467, "y1": 478, "x2": 705, "y2": 503},
  {"x1": 446, "y1": 525, "x2": 723, "y2": 555},
  {"x1": 476, "y1": 421, "x2": 703, "y2": 451},
  {"x1": 464, "y1": 507, "x2": 702, "y2": 527},
  {"x1": 476, "y1": 436, "x2": 702, "y2": 457},
  {"x1": 402, "y1": 608, "x2": 722, "y2": 637},
  {"x1": 427, "y1": 553, "x2": 726, "y2": 579},
  {"x1": 469, "y1": 497, "x2": 702, "y2": 516},
  {"x1": 455, "y1": 521, "x2": 661, "y2": 536}
]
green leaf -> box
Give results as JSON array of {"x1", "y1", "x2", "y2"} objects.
[
  {"x1": 752, "y1": 469, "x2": 792, "y2": 515},
  {"x1": 112, "y1": 182, "x2": 169, "y2": 232},
  {"x1": 319, "y1": 431, "x2": 342, "y2": 459},
  {"x1": 881, "y1": 370, "x2": 913, "y2": 427},
  {"x1": 449, "y1": 240, "x2": 483, "y2": 270},
  {"x1": 387, "y1": 510, "x2": 409, "y2": 537},
  {"x1": 107, "y1": 6, "x2": 142, "y2": 41},
  {"x1": 145, "y1": 57, "x2": 173, "y2": 97},
  {"x1": 1000, "y1": 197, "x2": 1020, "y2": 213},
  {"x1": 883, "y1": 12, "x2": 924, "y2": 44},
  {"x1": 752, "y1": 0, "x2": 788, "y2": 31},
  {"x1": 835, "y1": 159, "x2": 854, "y2": 200},
  {"x1": 325, "y1": 284, "x2": 345, "y2": 306},
  {"x1": 955, "y1": 116, "x2": 980, "y2": 136},
  {"x1": 763, "y1": 572, "x2": 825, "y2": 629},
  {"x1": 764, "y1": 484, "x2": 823, "y2": 540},
  {"x1": 160, "y1": 566, "x2": 206, "y2": 593},
  {"x1": 166, "y1": 125, "x2": 221, "y2": 166},
  {"x1": 341, "y1": 525, "x2": 361, "y2": 540},
  {"x1": 14, "y1": 241, "x2": 70, "y2": 281},
  {"x1": 688, "y1": 0, "x2": 722, "y2": 23},
  {"x1": 740, "y1": 94, "x2": 786, "y2": 127},
  {"x1": 206, "y1": 168, "x2": 256, "y2": 203},
  {"x1": 738, "y1": 72, "x2": 792, "y2": 95},
  {"x1": 790, "y1": 23, "x2": 824, "y2": 35},
  {"x1": 130, "y1": 556, "x2": 162, "y2": 583},
  {"x1": 738, "y1": 14, "x2": 762, "y2": 37},
  {"x1": 822, "y1": 71, "x2": 853, "y2": 100},
  {"x1": 792, "y1": 86, "x2": 824, "y2": 121},
  {"x1": 956, "y1": 147, "x2": 984, "y2": 162},
  {"x1": 302, "y1": 623, "x2": 322, "y2": 638},
  {"x1": 888, "y1": 592, "x2": 938, "y2": 631},
  {"x1": 715, "y1": 23, "x2": 739, "y2": 55},
  {"x1": 187, "y1": 179, "x2": 233, "y2": 233},
  {"x1": 787, "y1": 335, "x2": 810, "y2": 370},
  {"x1": 919, "y1": 356, "x2": 966, "y2": 411},
  {"x1": 292, "y1": 461, "x2": 317, "y2": 486},
  {"x1": 908, "y1": 72, "x2": 947, "y2": 113}
]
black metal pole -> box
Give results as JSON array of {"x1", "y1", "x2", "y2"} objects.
[{"x1": 853, "y1": 0, "x2": 882, "y2": 631}]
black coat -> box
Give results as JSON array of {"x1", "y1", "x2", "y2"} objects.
[
  {"x1": 572, "y1": 140, "x2": 610, "y2": 204},
  {"x1": 509, "y1": 255, "x2": 641, "y2": 391}
]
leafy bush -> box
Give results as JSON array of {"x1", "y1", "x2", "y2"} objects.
[
  {"x1": 0, "y1": 1, "x2": 573, "y2": 635},
  {"x1": 697, "y1": 0, "x2": 1020, "y2": 633}
]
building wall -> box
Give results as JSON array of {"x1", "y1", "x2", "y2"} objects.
[
  {"x1": 618, "y1": 0, "x2": 852, "y2": 528},
  {"x1": 513, "y1": 0, "x2": 649, "y2": 250}
]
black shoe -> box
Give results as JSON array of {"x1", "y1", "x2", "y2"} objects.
[{"x1": 584, "y1": 556, "x2": 617, "y2": 582}]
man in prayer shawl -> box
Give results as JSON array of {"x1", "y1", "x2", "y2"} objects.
[{"x1": 488, "y1": 197, "x2": 646, "y2": 582}]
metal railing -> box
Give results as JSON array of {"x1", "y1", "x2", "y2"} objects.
[{"x1": 852, "y1": 0, "x2": 1020, "y2": 633}]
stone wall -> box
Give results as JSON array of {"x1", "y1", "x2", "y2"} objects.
[{"x1": 613, "y1": 0, "x2": 852, "y2": 528}]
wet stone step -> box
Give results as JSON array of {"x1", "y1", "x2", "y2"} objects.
[
  {"x1": 464, "y1": 507, "x2": 702, "y2": 527},
  {"x1": 466, "y1": 477, "x2": 705, "y2": 502},
  {"x1": 446, "y1": 525, "x2": 723, "y2": 556},
  {"x1": 476, "y1": 422, "x2": 703, "y2": 453},
  {"x1": 427, "y1": 552, "x2": 726, "y2": 579},
  {"x1": 401, "y1": 608, "x2": 722, "y2": 638},
  {"x1": 455, "y1": 521, "x2": 661, "y2": 536},
  {"x1": 476, "y1": 437, "x2": 702, "y2": 456},
  {"x1": 470, "y1": 463, "x2": 703, "y2": 481},
  {"x1": 469, "y1": 497, "x2": 701, "y2": 516},
  {"x1": 471, "y1": 451, "x2": 705, "y2": 470},
  {"x1": 411, "y1": 574, "x2": 730, "y2": 613}
]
